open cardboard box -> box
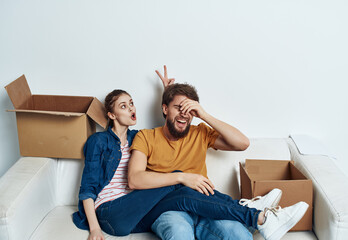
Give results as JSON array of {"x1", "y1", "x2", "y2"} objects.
[
  {"x1": 240, "y1": 159, "x2": 313, "y2": 231},
  {"x1": 5, "y1": 75, "x2": 108, "y2": 159}
]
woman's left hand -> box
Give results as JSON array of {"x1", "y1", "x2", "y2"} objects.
[
  {"x1": 156, "y1": 65, "x2": 175, "y2": 89},
  {"x1": 88, "y1": 228, "x2": 105, "y2": 240}
]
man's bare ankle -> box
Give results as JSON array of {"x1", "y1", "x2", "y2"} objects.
[{"x1": 257, "y1": 211, "x2": 265, "y2": 225}]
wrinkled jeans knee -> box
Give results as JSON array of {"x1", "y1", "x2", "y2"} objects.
[{"x1": 152, "y1": 211, "x2": 196, "y2": 240}]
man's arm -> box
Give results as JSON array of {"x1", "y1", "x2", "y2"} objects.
[
  {"x1": 180, "y1": 99, "x2": 250, "y2": 151},
  {"x1": 128, "y1": 150, "x2": 215, "y2": 195},
  {"x1": 203, "y1": 113, "x2": 249, "y2": 151},
  {"x1": 128, "y1": 150, "x2": 181, "y2": 189}
]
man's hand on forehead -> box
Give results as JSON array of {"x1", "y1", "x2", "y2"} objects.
[{"x1": 179, "y1": 99, "x2": 207, "y2": 119}]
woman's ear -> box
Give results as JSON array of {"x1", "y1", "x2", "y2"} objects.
[{"x1": 107, "y1": 112, "x2": 116, "y2": 120}]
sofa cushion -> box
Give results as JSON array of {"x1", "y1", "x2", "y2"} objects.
[
  {"x1": 29, "y1": 206, "x2": 160, "y2": 240},
  {"x1": 29, "y1": 206, "x2": 316, "y2": 240}
]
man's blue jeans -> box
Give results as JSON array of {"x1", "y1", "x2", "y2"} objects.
[
  {"x1": 152, "y1": 211, "x2": 253, "y2": 240},
  {"x1": 96, "y1": 184, "x2": 260, "y2": 236}
]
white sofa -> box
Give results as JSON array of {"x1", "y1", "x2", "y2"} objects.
[{"x1": 1, "y1": 138, "x2": 348, "y2": 240}]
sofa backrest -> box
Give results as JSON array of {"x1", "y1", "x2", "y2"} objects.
[
  {"x1": 56, "y1": 159, "x2": 84, "y2": 206},
  {"x1": 56, "y1": 138, "x2": 291, "y2": 206}
]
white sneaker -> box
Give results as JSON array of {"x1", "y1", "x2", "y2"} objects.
[
  {"x1": 239, "y1": 188, "x2": 282, "y2": 211},
  {"x1": 258, "y1": 201, "x2": 309, "y2": 240}
]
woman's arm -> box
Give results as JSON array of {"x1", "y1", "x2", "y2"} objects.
[
  {"x1": 79, "y1": 135, "x2": 103, "y2": 201},
  {"x1": 79, "y1": 134, "x2": 105, "y2": 239},
  {"x1": 83, "y1": 199, "x2": 105, "y2": 240}
]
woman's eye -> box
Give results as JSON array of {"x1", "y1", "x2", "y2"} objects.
[
  {"x1": 121, "y1": 105, "x2": 126, "y2": 109},
  {"x1": 130, "y1": 102, "x2": 134, "y2": 106}
]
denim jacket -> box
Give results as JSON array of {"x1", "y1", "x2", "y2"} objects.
[{"x1": 72, "y1": 127, "x2": 138, "y2": 230}]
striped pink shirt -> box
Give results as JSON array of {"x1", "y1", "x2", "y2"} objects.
[{"x1": 95, "y1": 142, "x2": 133, "y2": 209}]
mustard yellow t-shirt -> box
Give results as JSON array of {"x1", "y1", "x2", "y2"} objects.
[{"x1": 130, "y1": 123, "x2": 219, "y2": 178}]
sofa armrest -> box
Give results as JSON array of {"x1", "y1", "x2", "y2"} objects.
[
  {"x1": 0, "y1": 157, "x2": 57, "y2": 240},
  {"x1": 287, "y1": 139, "x2": 348, "y2": 240}
]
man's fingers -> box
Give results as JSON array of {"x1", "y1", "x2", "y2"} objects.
[
  {"x1": 201, "y1": 181, "x2": 214, "y2": 195},
  {"x1": 197, "y1": 185, "x2": 209, "y2": 196},
  {"x1": 180, "y1": 101, "x2": 192, "y2": 110},
  {"x1": 185, "y1": 107, "x2": 194, "y2": 116},
  {"x1": 180, "y1": 100, "x2": 197, "y2": 112},
  {"x1": 202, "y1": 177, "x2": 215, "y2": 195},
  {"x1": 196, "y1": 187, "x2": 204, "y2": 195},
  {"x1": 206, "y1": 179, "x2": 215, "y2": 190},
  {"x1": 182, "y1": 105, "x2": 196, "y2": 116},
  {"x1": 180, "y1": 99, "x2": 194, "y2": 107},
  {"x1": 180, "y1": 101, "x2": 195, "y2": 113}
]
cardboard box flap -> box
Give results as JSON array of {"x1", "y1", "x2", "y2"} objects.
[
  {"x1": 32, "y1": 95, "x2": 94, "y2": 112},
  {"x1": 87, "y1": 97, "x2": 107, "y2": 129},
  {"x1": 4, "y1": 75, "x2": 33, "y2": 109},
  {"x1": 7, "y1": 109, "x2": 85, "y2": 117},
  {"x1": 290, "y1": 162, "x2": 308, "y2": 180},
  {"x1": 245, "y1": 159, "x2": 291, "y2": 180},
  {"x1": 239, "y1": 162, "x2": 253, "y2": 199}
]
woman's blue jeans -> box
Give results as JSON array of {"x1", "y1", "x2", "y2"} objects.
[{"x1": 96, "y1": 184, "x2": 260, "y2": 236}]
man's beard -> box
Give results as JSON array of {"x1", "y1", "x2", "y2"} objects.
[{"x1": 166, "y1": 118, "x2": 191, "y2": 139}]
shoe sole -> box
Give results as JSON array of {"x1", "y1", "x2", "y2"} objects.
[{"x1": 267, "y1": 202, "x2": 309, "y2": 240}]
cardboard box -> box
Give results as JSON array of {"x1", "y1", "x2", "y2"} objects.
[
  {"x1": 240, "y1": 159, "x2": 313, "y2": 231},
  {"x1": 5, "y1": 75, "x2": 108, "y2": 159}
]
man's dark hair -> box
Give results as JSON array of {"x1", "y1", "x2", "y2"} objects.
[{"x1": 162, "y1": 83, "x2": 199, "y2": 118}]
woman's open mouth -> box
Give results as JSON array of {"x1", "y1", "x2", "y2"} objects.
[{"x1": 131, "y1": 113, "x2": 136, "y2": 121}]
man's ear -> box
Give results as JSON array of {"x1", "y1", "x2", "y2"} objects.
[
  {"x1": 107, "y1": 112, "x2": 116, "y2": 120},
  {"x1": 162, "y1": 104, "x2": 168, "y2": 116}
]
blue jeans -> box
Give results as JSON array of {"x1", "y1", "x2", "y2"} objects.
[
  {"x1": 96, "y1": 184, "x2": 260, "y2": 236},
  {"x1": 152, "y1": 211, "x2": 253, "y2": 240},
  {"x1": 96, "y1": 186, "x2": 176, "y2": 236}
]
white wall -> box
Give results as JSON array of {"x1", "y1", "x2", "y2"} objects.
[{"x1": 1, "y1": 0, "x2": 347, "y2": 177}]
